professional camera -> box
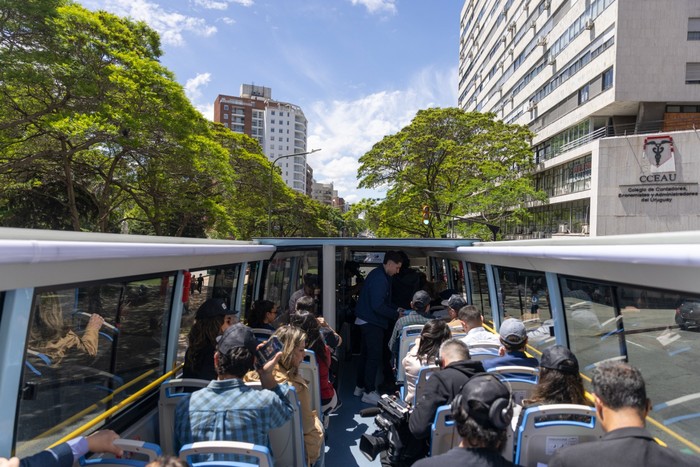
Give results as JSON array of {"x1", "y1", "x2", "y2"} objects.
[{"x1": 359, "y1": 394, "x2": 414, "y2": 465}]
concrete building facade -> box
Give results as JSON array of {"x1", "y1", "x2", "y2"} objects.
[
  {"x1": 459, "y1": 0, "x2": 700, "y2": 237},
  {"x1": 214, "y1": 85, "x2": 309, "y2": 194}
]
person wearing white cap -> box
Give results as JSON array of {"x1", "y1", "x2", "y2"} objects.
[{"x1": 482, "y1": 318, "x2": 539, "y2": 370}]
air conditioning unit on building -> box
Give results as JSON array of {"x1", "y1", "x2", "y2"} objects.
[
  {"x1": 527, "y1": 100, "x2": 537, "y2": 111},
  {"x1": 508, "y1": 47, "x2": 515, "y2": 55},
  {"x1": 558, "y1": 223, "x2": 570, "y2": 234},
  {"x1": 536, "y1": 36, "x2": 547, "y2": 47},
  {"x1": 584, "y1": 19, "x2": 594, "y2": 30},
  {"x1": 581, "y1": 224, "x2": 590, "y2": 234},
  {"x1": 544, "y1": 0, "x2": 552, "y2": 9},
  {"x1": 508, "y1": 21, "x2": 517, "y2": 32},
  {"x1": 536, "y1": 162, "x2": 545, "y2": 171},
  {"x1": 548, "y1": 57, "x2": 556, "y2": 66},
  {"x1": 530, "y1": 20, "x2": 537, "y2": 29}
]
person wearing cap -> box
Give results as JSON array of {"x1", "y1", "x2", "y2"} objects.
[
  {"x1": 413, "y1": 373, "x2": 517, "y2": 466},
  {"x1": 442, "y1": 294, "x2": 467, "y2": 328},
  {"x1": 288, "y1": 273, "x2": 319, "y2": 315},
  {"x1": 482, "y1": 318, "x2": 539, "y2": 371},
  {"x1": 387, "y1": 290, "x2": 433, "y2": 376},
  {"x1": 409, "y1": 338, "x2": 485, "y2": 440},
  {"x1": 458, "y1": 305, "x2": 501, "y2": 349},
  {"x1": 174, "y1": 324, "x2": 293, "y2": 464},
  {"x1": 183, "y1": 298, "x2": 238, "y2": 381},
  {"x1": 549, "y1": 362, "x2": 700, "y2": 467},
  {"x1": 523, "y1": 345, "x2": 587, "y2": 408}
]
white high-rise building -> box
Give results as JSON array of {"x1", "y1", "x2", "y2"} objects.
[
  {"x1": 459, "y1": 0, "x2": 700, "y2": 237},
  {"x1": 214, "y1": 85, "x2": 309, "y2": 194}
]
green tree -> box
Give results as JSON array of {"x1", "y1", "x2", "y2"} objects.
[{"x1": 357, "y1": 107, "x2": 546, "y2": 239}]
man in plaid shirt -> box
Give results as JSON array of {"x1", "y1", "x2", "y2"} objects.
[
  {"x1": 175, "y1": 324, "x2": 293, "y2": 462},
  {"x1": 388, "y1": 290, "x2": 433, "y2": 365}
]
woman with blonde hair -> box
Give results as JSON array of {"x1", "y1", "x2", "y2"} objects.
[{"x1": 245, "y1": 325, "x2": 323, "y2": 466}]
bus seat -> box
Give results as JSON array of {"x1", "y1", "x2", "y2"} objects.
[
  {"x1": 179, "y1": 441, "x2": 273, "y2": 467},
  {"x1": 486, "y1": 366, "x2": 539, "y2": 380},
  {"x1": 468, "y1": 349, "x2": 500, "y2": 362},
  {"x1": 486, "y1": 366, "x2": 539, "y2": 404},
  {"x1": 158, "y1": 378, "x2": 210, "y2": 455},
  {"x1": 245, "y1": 383, "x2": 306, "y2": 467},
  {"x1": 298, "y1": 349, "x2": 322, "y2": 423},
  {"x1": 396, "y1": 325, "x2": 424, "y2": 383},
  {"x1": 251, "y1": 328, "x2": 273, "y2": 343},
  {"x1": 467, "y1": 342, "x2": 501, "y2": 354},
  {"x1": 514, "y1": 404, "x2": 602, "y2": 467},
  {"x1": 413, "y1": 365, "x2": 440, "y2": 405},
  {"x1": 79, "y1": 439, "x2": 162, "y2": 466},
  {"x1": 430, "y1": 404, "x2": 459, "y2": 456}
]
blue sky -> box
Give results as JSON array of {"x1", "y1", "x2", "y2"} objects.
[{"x1": 82, "y1": 0, "x2": 462, "y2": 202}]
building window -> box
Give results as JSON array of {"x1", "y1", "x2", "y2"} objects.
[
  {"x1": 602, "y1": 68, "x2": 613, "y2": 90},
  {"x1": 224, "y1": 104, "x2": 229, "y2": 110},
  {"x1": 686, "y1": 63, "x2": 700, "y2": 84},
  {"x1": 271, "y1": 110, "x2": 275, "y2": 115},
  {"x1": 689, "y1": 18, "x2": 700, "y2": 40},
  {"x1": 578, "y1": 84, "x2": 590, "y2": 104},
  {"x1": 223, "y1": 114, "x2": 228, "y2": 119}
]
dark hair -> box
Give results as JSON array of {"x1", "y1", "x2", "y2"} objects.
[
  {"x1": 295, "y1": 295, "x2": 315, "y2": 313},
  {"x1": 215, "y1": 346, "x2": 254, "y2": 378},
  {"x1": 186, "y1": 314, "x2": 225, "y2": 370},
  {"x1": 416, "y1": 320, "x2": 451, "y2": 363},
  {"x1": 246, "y1": 299, "x2": 275, "y2": 328},
  {"x1": 290, "y1": 311, "x2": 328, "y2": 365},
  {"x1": 396, "y1": 250, "x2": 410, "y2": 269},
  {"x1": 146, "y1": 456, "x2": 188, "y2": 467},
  {"x1": 458, "y1": 305, "x2": 482, "y2": 325},
  {"x1": 526, "y1": 367, "x2": 587, "y2": 406},
  {"x1": 453, "y1": 403, "x2": 507, "y2": 450},
  {"x1": 593, "y1": 362, "x2": 648, "y2": 414},
  {"x1": 383, "y1": 250, "x2": 403, "y2": 265},
  {"x1": 500, "y1": 338, "x2": 527, "y2": 352}
]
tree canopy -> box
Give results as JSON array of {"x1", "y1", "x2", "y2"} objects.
[{"x1": 357, "y1": 107, "x2": 547, "y2": 239}]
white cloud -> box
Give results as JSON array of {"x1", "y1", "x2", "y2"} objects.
[
  {"x1": 184, "y1": 72, "x2": 212, "y2": 101},
  {"x1": 84, "y1": 0, "x2": 217, "y2": 46},
  {"x1": 193, "y1": 0, "x2": 228, "y2": 10},
  {"x1": 196, "y1": 102, "x2": 215, "y2": 121},
  {"x1": 350, "y1": 0, "x2": 397, "y2": 15},
  {"x1": 307, "y1": 65, "x2": 457, "y2": 202},
  {"x1": 219, "y1": 17, "x2": 236, "y2": 25}
]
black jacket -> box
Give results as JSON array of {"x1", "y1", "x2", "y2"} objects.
[{"x1": 409, "y1": 360, "x2": 485, "y2": 439}]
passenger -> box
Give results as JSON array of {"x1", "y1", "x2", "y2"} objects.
[
  {"x1": 183, "y1": 298, "x2": 238, "y2": 381},
  {"x1": 387, "y1": 290, "x2": 433, "y2": 368},
  {"x1": 402, "y1": 319, "x2": 452, "y2": 403},
  {"x1": 175, "y1": 324, "x2": 293, "y2": 463},
  {"x1": 441, "y1": 294, "x2": 467, "y2": 328},
  {"x1": 295, "y1": 296, "x2": 342, "y2": 350},
  {"x1": 245, "y1": 325, "x2": 324, "y2": 467},
  {"x1": 245, "y1": 299, "x2": 278, "y2": 331},
  {"x1": 288, "y1": 273, "x2": 319, "y2": 315},
  {"x1": 28, "y1": 293, "x2": 106, "y2": 365},
  {"x1": 409, "y1": 339, "x2": 485, "y2": 440},
  {"x1": 522, "y1": 345, "x2": 587, "y2": 408},
  {"x1": 482, "y1": 318, "x2": 539, "y2": 370},
  {"x1": 145, "y1": 457, "x2": 187, "y2": 467},
  {"x1": 290, "y1": 311, "x2": 339, "y2": 415},
  {"x1": 412, "y1": 374, "x2": 516, "y2": 466},
  {"x1": 354, "y1": 251, "x2": 403, "y2": 405},
  {"x1": 391, "y1": 251, "x2": 421, "y2": 311},
  {"x1": 0, "y1": 430, "x2": 122, "y2": 467},
  {"x1": 549, "y1": 362, "x2": 700, "y2": 467},
  {"x1": 458, "y1": 305, "x2": 500, "y2": 348}
]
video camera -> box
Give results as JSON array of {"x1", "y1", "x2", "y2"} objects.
[{"x1": 359, "y1": 394, "x2": 413, "y2": 465}]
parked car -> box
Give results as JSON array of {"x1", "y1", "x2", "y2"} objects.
[{"x1": 676, "y1": 299, "x2": 700, "y2": 330}]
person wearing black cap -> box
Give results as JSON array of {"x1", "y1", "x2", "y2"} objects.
[
  {"x1": 413, "y1": 373, "x2": 517, "y2": 466},
  {"x1": 549, "y1": 362, "x2": 700, "y2": 467},
  {"x1": 386, "y1": 290, "x2": 433, "y2": 379},
  {"x1": 175, "y1": 324, "x2": 293, "y2": 463},
  {"x1": 442, "y1": 294, "x2": 467, "y2": 328},
  {"x1": 482, "y1": 318, "x2": 539, "y2": 371},
  {"x1": 183, "y1": 298, "x2": 239, "y2": 381},
  {"x1": 523, "y1": 345, "x2": 587, "y2": 408}
]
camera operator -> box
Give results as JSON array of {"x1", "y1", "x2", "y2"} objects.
[
  {"x1": 413, "y1": 373, "x2": 517, "y2": 466},
  {"x1": 408, "y1": 338, "x2": 484, "y2": 440}
]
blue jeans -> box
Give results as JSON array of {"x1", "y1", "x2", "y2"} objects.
[{"x1": 356, "y1": 323, "x2": 383, "y2": 392}]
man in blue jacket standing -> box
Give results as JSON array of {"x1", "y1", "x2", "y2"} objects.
[{"x1": 355, "y1": 250, "x2": 404, "y2": 405}]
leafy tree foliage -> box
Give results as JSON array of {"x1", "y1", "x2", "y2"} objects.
[{"x1": 357, "y1": 107, "x2": 546, "y2": 239}]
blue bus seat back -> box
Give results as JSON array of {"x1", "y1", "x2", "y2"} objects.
[
  {"x1": 299, "y1": 349, "x2": 322, "y2": 422},
  {"x1": 514, "y1": 404, "x2": 602, "y2": 466},
  {"x1": 250, "y1": 328, "x2": 273, "y2": 343},
  {"x1": 430, "y1": 404, "x2": 459, "y2": 456},
  {"x1": 179, "y1": 441, "x2": 273, "y2": 467},
  {"x1": 158, "y1": 378, "x2": 211, "y2": 455},
  {"x1": 413, "y1": 365, "x2": 440, "y2": 405},
  {"x1": 79, "y1": 439, "x2": 162, "y2": 466},
  {"x1": 396, "y1": 325, "x2": 424, "y2": 383}
]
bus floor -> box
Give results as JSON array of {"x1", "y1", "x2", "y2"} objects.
[{"x1": 324, "y1": 355, "x2": 381, "y2": 466}]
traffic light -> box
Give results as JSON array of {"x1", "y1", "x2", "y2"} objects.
[{"x1": 422, "y1": 205, "x2": 430, "y2": 225}]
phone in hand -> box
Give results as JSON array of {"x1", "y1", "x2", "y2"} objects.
[{"x1": 255, "y1": 335, "x2": 283, "y2": 369}]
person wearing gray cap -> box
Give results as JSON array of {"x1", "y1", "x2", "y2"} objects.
[
  {"x1": 482, "y1": 318, "x2": 539, "y2": 371},
  {"x1": 174, "y1": 324, "x2": 293, "y2": 463},
  {"x1": 413, "y1": 373, "x2": 517, "y2": 466}
]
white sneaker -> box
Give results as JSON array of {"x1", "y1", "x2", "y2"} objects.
[
  {"x1": 361, "y1": 391, "x2": 382, "y2": 405},
  {"x1": 353, "y1": 386, "x2": 365, "y2": 397}
]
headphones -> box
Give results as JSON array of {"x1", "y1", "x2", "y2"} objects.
[{"x1": 450, "y1": 375, "x2": 514, "y2": 430}]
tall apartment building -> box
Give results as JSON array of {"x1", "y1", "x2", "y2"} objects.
[
  {"x1": 214, "y1": 85, "x2": 309, "y2": 194},
  {"x1": 459, "y1": 0, "x2": 700, "y2": 237}
]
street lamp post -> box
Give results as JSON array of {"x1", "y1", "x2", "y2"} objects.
[{"x1": 267, "y1": 148, "x2": 321, "y2": 236}]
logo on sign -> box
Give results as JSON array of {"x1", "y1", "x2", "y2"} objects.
[{"x1": 643, "y1": 135, "x2": 675, "y2": 173}]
